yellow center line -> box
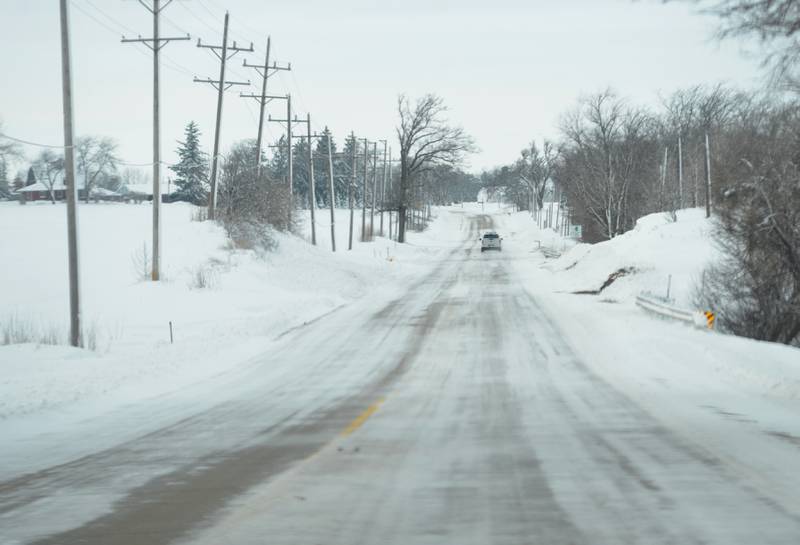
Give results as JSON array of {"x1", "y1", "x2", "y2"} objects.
[{"x1": 341, "y1": 398, "x2": 385, "y2": 436}]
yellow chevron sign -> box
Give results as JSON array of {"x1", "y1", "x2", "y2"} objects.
[{"x1": 704, "y1": 311, "x2": 716, "y2": 330}]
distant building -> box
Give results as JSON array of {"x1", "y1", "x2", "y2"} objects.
[{"x1": 15, "y1": 173, "x2": 123, "y2": 203}]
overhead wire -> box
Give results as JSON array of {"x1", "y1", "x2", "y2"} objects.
[
  {"x1": 0, "y1": 132, "x2": 71, "y2": 149},
  {"x1": 74, "y1": 0, "x2": 358, "y2": 165}
]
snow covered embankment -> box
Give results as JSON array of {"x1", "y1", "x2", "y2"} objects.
[
  {"x1": 499, "y1": 205, "x2": 800, "y2": 508},
  {"x1": 501, "y1": 207, "x2": 800, "y2": 486},
  {"x1": 0, "y1": 203, "x2": 456, "y2": 421}
]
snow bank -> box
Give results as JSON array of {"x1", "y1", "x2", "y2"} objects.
[
  {"x1": 544, "y1": 209, "x2": 716, "y2": 306},
  {"x1": 0, "y1": 202, "x2": 457, "y2": 421},
  {"x1": 501, "y1": 205, "x2": 800, "y2": 419}
]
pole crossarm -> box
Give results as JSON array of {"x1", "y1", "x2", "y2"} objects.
[
  {"x1": 194, "y1": 77, "x2": 250, "y2": 91},
  {"x1": 197, "y1": 38, "x2": 254, "y2": 61},
  {"x1": 242, "y1": 59, "x2": 291, "y2": 80},
  {"x1": 122, "y1": 34, "x2": 190, "y2": 51},
  {"x1": 122, "y1": 0, "x2": 188, "y2": 281},
  {"x1": 241, "y1": 92, "x2": 287, "y2": 104},
  {"x1": 137, "y1": 0, "x2": 177, "y2": 13}
]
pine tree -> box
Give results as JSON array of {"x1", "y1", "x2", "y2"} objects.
[
  {"x1": 266, "y1": 135, "x2": 289, "y2": 182},
  {"x1": 169, "y1": 121, "x2": 209, "y2": 205},
  {"x1": 292, "y1": 138, "x2": 311, "y2": 206},
  {"x1": 341, "y1": 133, "x2": 361, "y2": 206},
  {"x1": 314, "y1": 128, "x2": 337, "y2": 207},
  {"x1": 12, "y1": 172, "x2": 24, "y2": 191},
  {"x1": 0, "y1": 158, "x2": 9, "y2": 198},
  {"x1": 26, "y1": 167, "x2": 36, "y2": 187}
]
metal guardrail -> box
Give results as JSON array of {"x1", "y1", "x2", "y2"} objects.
[{"x1": 635, "y1": 292, "x2": 705, "y2": 327}]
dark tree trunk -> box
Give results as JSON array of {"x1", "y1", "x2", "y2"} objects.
[{"x1": 398, "y1": 204, "x2": 407, "y2": 242}]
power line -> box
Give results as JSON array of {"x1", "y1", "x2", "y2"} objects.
[
  {"x1": 0, "y1": 132, "x2": 71, "y2": 149},
  {"x1": 122, "y1": 0, "x2": 191, "y2": 282},
  {"x1": 194, "y1": 11, "x2": 253, "y2": 220},
  {"x1": 69, "y1": 0, "x2": 199, "y2": 78},
  {"x1": 175, "y1": 0, "x2": 223, "y2": 40},
  {"x1": 79, "y1": 0, "x2": 136, "y2": 34}
]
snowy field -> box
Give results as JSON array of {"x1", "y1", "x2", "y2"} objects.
[
  {"x1": 2, "y1": 201, "x2": 799, "y2": 479},
  {"x1": 0, "y1": 201, "x2": 458, "y2": 423}
]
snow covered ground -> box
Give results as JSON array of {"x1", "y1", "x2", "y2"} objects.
[
  {"x1": 497, "y1": 204, "x2": 800, "y2": 399},
  {"x1": 494, "y1": 205, "x2": 800, "y2": 510},
  {"x1": 3, "y1": 201, "x2": 798, "y2": 475},
  {"x1": 0, "y1": 202, "x2": 456, "y2": 424}
]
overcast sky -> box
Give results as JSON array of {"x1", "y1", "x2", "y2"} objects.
[{"x1": 1, "y1": 0, "x2": 764, "y2": 175}]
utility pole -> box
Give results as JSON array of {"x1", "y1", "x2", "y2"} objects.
[
  {"x1": 379, "y1": 141, "x2": 388, "y2": 237},
  {"x1": 704, "y1": 132, "x2": 712, "y2": 218},
  {"x1": 370, "y1": 142, "x2": 378, "y2": 238},
  {"x1": 387, "y1": 147, "x2": 393, "y2": 240},
  {"x1": 122, "y1": 0, "x2": 190, "y2": 281},
  {"x1": 660, "y1": 146, "x2": 668, "y2": 209},
  {"x1": 304, "y1": 115, "x2": 317, "y2": 245},
  {"x1": 267, "y1": 96, "x2": 299, "y2": 227},
  {"x1": 59, "y1": 0, "x2": 81, "y2": 347},
  {"x1": 677, "y1": 135, "x2": 683, "y2": 209},
  {"x1": 349, "y1": 132, "x2": 356, "y2": 250},
  {"x1": 241, "y1": 36, "x2": 290, "y2": 174},
  {"x1": 194, "y1": 12, "x2": 252, "y2": 221},
  {"x1": 325, "y1": 127, "x2": 337, "y2": 252},
  {"x1": 361, "y1": 138, "x2": 368, "y2": 242}
]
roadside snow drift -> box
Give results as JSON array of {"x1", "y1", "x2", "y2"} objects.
[{"x1": 0, "y1": 202, "x2": 458, "y2": 420}]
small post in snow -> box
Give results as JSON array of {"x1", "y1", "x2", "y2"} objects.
[{"x1": 169, "y1": 321, "x2": 174, "y2": 344}]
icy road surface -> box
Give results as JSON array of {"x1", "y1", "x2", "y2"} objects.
[{"x1": 2, "y1": 211, "x2": 800, "y2": 544}]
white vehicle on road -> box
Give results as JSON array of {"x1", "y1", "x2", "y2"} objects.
[{"x1": 480, "y1": 231, "x2": 502, "y2": 252}]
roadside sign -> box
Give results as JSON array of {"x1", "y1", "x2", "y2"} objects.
[{"x1": 570, "y1": 225, "x2": 582, "y2": 239}]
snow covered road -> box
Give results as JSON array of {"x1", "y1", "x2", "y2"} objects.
[{"x1": 2, "y1": 210, "x2": 800, "y2": 544}]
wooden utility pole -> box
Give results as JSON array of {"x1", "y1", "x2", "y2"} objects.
[
  {"x1": 387, "y1": 147, "x2": 393, "y2": 240},
  {"x1": 122, "y1": 0, "x2": 189, "y2": 281},
  {"x1": 241, "y1": 36, "x2": 290, "y2": 174},
  {"x1": 306, "y1": 115, "x2": 317, "y2": 245},
  {"x1": 287, "y1": 96, "x2": 293, "y2": 224},
  {"x1": 677, "y1": 135, "x2": 683, "y2": 209},
  {"x1": 379, "y1": 142, "x2": 388, "y2": 237},
  {"x1": 349, "y1": 133, "x2": 356, "y2": 250},
  {"x1": 704, "y1": 132, "x2": 712, "y2": 218},
  {"x1": 370, "y1": 142, "x2": 378, "y2": 238},
  {"x1": 267, "y1": 97, "x2": 300, "y2": 227},
  {"x1": 660, "y1": 146, "x2": 668, "y2": 208},
  {"x1": 194, "y1": 12, "x2": 252, "y2": 221},
  {"x1": 325, "y1": 128, "x2": 337, "y2": 252},
  {"x1": 59, "y1": 0, "x2": 81, "y2": 347},
  {"x1": 361, "y1": 138, "x2": 368, "y2": 241}
]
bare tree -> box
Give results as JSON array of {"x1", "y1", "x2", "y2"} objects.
[
  {"x1": 558, "y1": 90, "x2": 658, "y2": 240},
  {"x1": 396, "y1": 94, "x2": 475, "y2": 242},
  {"x1": 76, "y1": 136, "x2": 119, "y2": 202},
  {"x1": 32, "y1": 149, "x2": 65, "y2": 203},
  {"x1": 0, "y1": 122, "x2": 23, "y2": 165},
  {"x1": 515, "y1": 139, "x2": 559, "y2": 217},
  {"x1": 667, "y1": 0, "x2": 800, "y2": 89},
  {"x1": 695, "y1": 98, "x2": 800, "y2": 345},
  {"x1": 217, "y1": 139, "x2": 293, "y2": 249}
]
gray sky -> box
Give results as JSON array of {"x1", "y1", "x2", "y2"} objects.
[{"x1": 1, "y1": 0, "x2": 763, "y2": 174}]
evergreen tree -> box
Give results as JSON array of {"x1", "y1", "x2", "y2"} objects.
[
  {"x1": 26, "y1": 167, "x2": 36, "y2": 187},
  {"x1": 169, "y1": 121, "x2": 209, "y2": 205},
  {"x1": 292, "y1": 137, "x2": 311, "y2": 207},
  {"x1": 266, "y1": 135, "x2": 289, "y2": 182},
  {"x1": 0, "y1": 158, "x2": 9, "y2": 198},
  {"x1": 12, "y1": 172, "x2": 24, "y2": 191},
  {"x1": 341, "y1": 133, "x2": 362, "y2": 206},
  {"x1": 314, "y1": 128, "x2": 337, "y2": 206}
]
